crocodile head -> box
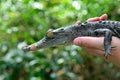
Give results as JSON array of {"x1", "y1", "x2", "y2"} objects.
[
  {"x1": 38, "y1": 28, "x2": 71, "y2": 48},
  {"x1": 23, "y1": 27, "x2": 73, "y2": 51}
]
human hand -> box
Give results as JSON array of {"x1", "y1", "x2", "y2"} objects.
[{"x1": 73, "y1": 14, "x2": 120, "y2": 66}]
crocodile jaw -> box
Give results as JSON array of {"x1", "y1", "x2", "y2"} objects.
[{"x1": 22, "y1": 36, "x2": 70, "y2": 51}]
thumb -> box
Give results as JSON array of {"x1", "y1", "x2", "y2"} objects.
[{"x1": 73, "y1": 37, "x2": 104, "y2": 49}]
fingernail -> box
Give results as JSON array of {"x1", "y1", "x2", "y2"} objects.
[
  {"x1": 100, "y1": 14, "x2": 108, "y2": 20},
  {"x1": 75, "y1": 21, "x2": 81, "y2": 25},
  {"x1": 73, "y1": 38, "x2": 81, "y2": 46}
]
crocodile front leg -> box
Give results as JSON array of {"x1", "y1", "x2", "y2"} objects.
[{"x1": 94, "y1": 29, "x2": 114, "y2": 58}]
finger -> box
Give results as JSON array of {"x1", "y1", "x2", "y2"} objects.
[
  {"x1": 85, "y1": 48, "x2": 105, "y2": 58},
  {"x1": 75, "y1": 20, "x2": 81, "y2": 25},
  {"x1": 86, "y1": 14, "x2": 108, "y2": 22},
  {"x1": 100, "y1": 14, "x2": 108, "y2": 20},
  {"x1": 87, "y1": 17, "x2": 100, "y2": 22},
  {"x1": 85, "y1": 47, "x2": 119, "y2": 62},
  {"x1": 73, "y1": 37, "x2": 104, "y2": 50}
]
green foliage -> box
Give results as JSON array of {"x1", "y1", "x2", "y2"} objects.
[{"x1": 0, "y1": 0, "x2": 120, "y2": 80}]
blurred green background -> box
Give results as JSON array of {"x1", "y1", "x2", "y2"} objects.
[{"x1": 0, "y1": 0, "x2": 120, "y2": 80}]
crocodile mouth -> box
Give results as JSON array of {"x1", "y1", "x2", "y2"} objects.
[{"x1": 37, "y1": 36, "x2": 68, "y2": 49}]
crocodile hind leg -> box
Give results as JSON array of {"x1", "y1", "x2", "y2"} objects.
[{"x1": 94, "y1": 29, "x2": 114, "y2": 58}]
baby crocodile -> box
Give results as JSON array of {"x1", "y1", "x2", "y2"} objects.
[{"x1": 22, "y1": 20, "x2": 120, "y2": 57}]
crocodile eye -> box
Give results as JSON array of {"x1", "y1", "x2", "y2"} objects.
[
  {"x1": 46, "y1": 29, "x2": 54, "y2": 38},
  {"x1": 60, "y1": 28, "x2": 64, "y2": 31}
]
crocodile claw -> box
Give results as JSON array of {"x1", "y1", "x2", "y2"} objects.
[{"x1": 104, "y1": 46, "x2": 116, "y2": 58}]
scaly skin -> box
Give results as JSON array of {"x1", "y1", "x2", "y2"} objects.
[{"x1": 22, "y1": 20, "x2": 120, "y2": 57}]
